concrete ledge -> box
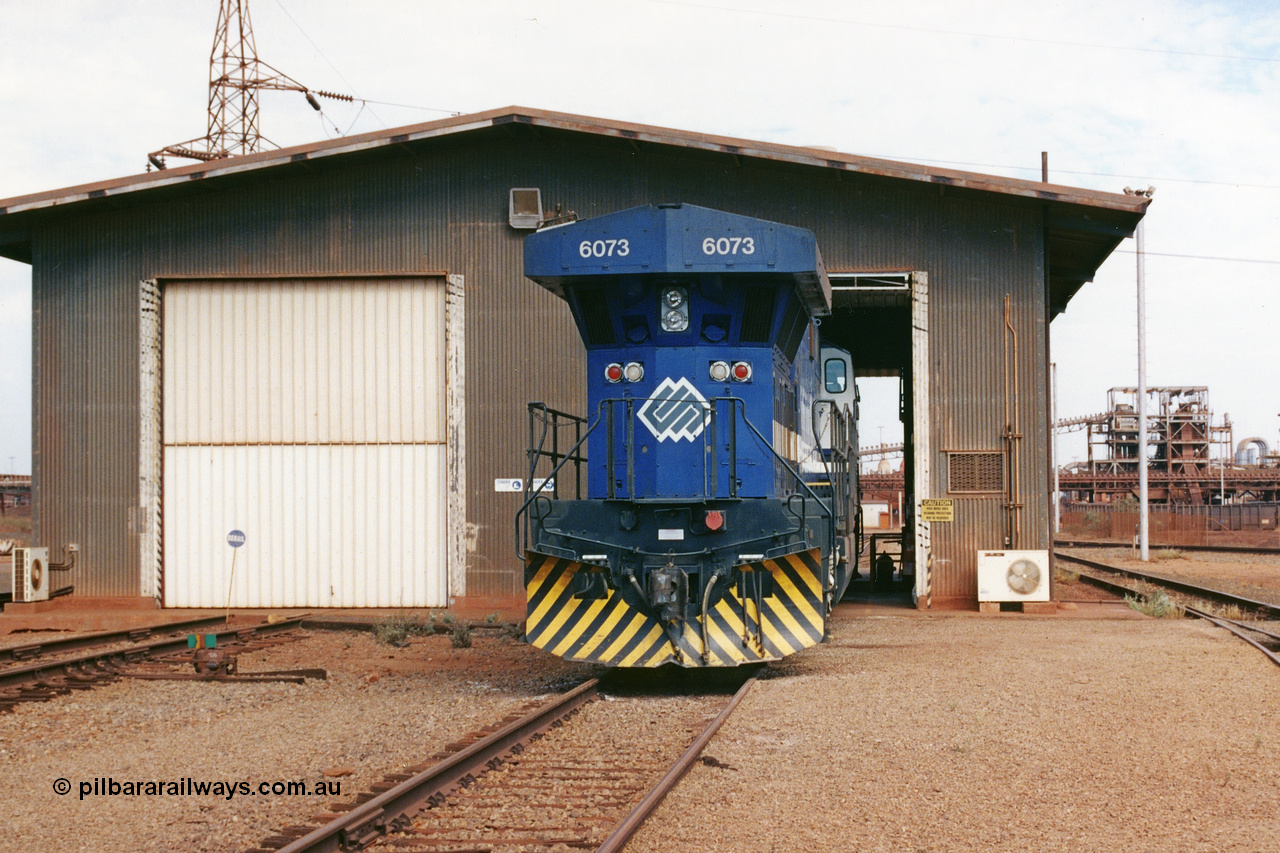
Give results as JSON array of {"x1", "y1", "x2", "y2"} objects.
[
  {"x1": 1022, "y1": 601, "x2": 1060, "y2": 615},
  {"x1": 977, "y1": 600, "x2": 1061, "y2": 615},
  {"x1": 3, "y1": 596, "x2": 159, "y2": 615}
]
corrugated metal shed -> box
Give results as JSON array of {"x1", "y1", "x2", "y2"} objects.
[{"x1": 0, "y1": 106, "x2": 1147, "y2": 609}]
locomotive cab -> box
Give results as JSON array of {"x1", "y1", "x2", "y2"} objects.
[{"x1": 517, "y1": 204, "x2": 859, "y2": 667}]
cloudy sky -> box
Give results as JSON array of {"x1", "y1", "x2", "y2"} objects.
[{"x1": 1, "y1": 0, "x2": 1277, "y2": 475}]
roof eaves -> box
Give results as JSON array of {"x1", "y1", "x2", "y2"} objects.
[
  {"x1": 0, "y1": 106, "x2": 1151, "y2": 222},
  {"x1": 503, "y1": 110, "x2": 1150, "y2": 215}
]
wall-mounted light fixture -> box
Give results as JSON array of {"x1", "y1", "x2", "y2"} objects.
[{"x1": 509, "y1": 187, "x2": 543, "y2": 229}]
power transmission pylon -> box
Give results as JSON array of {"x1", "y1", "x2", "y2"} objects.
[{"x1": 148, "y1": 0, "x2": 350, "y2": 170}]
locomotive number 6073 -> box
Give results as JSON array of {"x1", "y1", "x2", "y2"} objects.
[
  {"x1": 701, "y1": 236, "x2": 755, "y2": 255},
  {"x1": 578, "y1": 238, "x2": 631, "y2": 258}
]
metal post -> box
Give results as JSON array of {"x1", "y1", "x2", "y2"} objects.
[
  {"x1": 1052, "y1": 362, "x2": 1060, "y2": 535},
  {"x1": 1136, "y1": 211, "x2": 1150, "y2": 561}
]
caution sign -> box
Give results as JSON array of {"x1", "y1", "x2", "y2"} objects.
[{"x1": 920, "y1": 499, "x2": 954, "y2": 523}]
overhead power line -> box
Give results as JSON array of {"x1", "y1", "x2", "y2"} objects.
[
  {"x1": 271, "y1": 0, "x2": 464, "y2": 123},
  {"x1": 1113, "y1": 249, "x2": 1280, "y2": 266},
  {"x1": 861, "y1": 155, "x2": 1280, "y2": 193}
]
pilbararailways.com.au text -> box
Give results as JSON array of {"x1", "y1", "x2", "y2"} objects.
[{"x1": 60, "y1": 777, "x2": 342, "y2": 801}]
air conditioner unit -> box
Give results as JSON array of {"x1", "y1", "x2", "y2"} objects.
[
  {"x1": 977, "y1": 549, "x2": 1050, "y2": 602},
  {"x1": 12, "y1": 547, "x2": 50, "y2": 603}
]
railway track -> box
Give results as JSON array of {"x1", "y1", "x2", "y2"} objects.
[
  {"x1": 1055, "y1": 539, "x2": 1280, "y2": 557},
  {"x1": 1054, "y1": 551, "x2": 1280, "y2": 619},
  {"x1": 0, "y1": 615, "x2": 312, "y2": 711},
  {"x1": 0, "y1": 613, "x2": 231, "y2": 663},
  {"x1": 250, "y1": 673, "x2": 756, "y2": 853},
  {"x1": 1054, "y1": 551, "x2": 1280, "y2": 668}
]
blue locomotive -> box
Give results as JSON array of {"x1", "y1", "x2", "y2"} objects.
[{"x1": 517, "y1": 203, "x2": 859, "y2": 667}]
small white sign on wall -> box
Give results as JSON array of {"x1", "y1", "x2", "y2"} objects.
[{"x1": 494, "y1": 478, "x2": 554, "y2": 492}]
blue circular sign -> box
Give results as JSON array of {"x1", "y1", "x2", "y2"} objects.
[{"x1": 227, "y1": 530, "x2": 246, "y2": 548}]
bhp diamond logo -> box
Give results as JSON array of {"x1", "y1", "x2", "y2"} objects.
[{"x1": 637, "y1": 377, "x2": 710, "y2": 443}]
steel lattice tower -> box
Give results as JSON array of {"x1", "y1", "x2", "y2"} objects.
[
  {"x1": 207, "y1": 0, "x2": 265, "y2": 157},
  {"x1": 149, "y1": 0, "x2": 349, "y2": 170}
]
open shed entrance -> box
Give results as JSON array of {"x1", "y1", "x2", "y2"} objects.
[{"x1": 819, "y1": 272, "x2": 930, "y2": 606}]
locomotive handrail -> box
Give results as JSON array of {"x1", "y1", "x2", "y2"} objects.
[
  {"x1": 525, "y1": 402, "x2": 589, "y2": 500},
  {"x1": 517, "y1": 403, "x2": 601, "y2": 559},
  {"x1": 518, "y1": 396, "x2": 837, "y2": 560},
  {"x1": 731, "y1": 396, "x2": 838, "y2": 586},
  {"x1": 723, "y1": 397, "x2": 834, "y2": 522},
  {"x1": 811, "y1": 398, "x2": 854, "y2": 525}
]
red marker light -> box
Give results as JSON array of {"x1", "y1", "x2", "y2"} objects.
[
  {"x1": 605, "y1": 363, "x2": 623, "y2": 383},
  {"x1": 731, "y1": 361, "x2": 752, "y2": 381}
]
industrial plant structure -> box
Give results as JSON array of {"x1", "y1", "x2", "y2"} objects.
[{"x1": 1059, "y1": 387, "x2": 1280, "y2": 505}]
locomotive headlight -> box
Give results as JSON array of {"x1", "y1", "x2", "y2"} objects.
[
  {"x1": 623, "y1": 361, "x2": 645, "y2": 382},
  {"x1": 709, "y1": 360, "x2": 731, "y2": 382},
  {"x1": 660, "y1": 287, "x2": 689, "y2": 332}
]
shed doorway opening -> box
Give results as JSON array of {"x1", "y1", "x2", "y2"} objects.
[{"x1": 819, "y1": 272, "x2": 928, "y2": 606}]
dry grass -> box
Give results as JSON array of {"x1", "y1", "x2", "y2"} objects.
[
  {"x1": 1054, "y1": 565, "x2": 1081, "y2": 584},
  {"x1": 1125, "y1": 589, "x2": 1185, "y2": 618}
]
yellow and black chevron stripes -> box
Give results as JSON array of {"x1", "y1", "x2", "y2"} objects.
[{"x1": 524, "y1": 548, "x2": 827, "y2": 668}]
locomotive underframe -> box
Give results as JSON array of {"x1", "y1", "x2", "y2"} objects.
[{"x1": 522, "y1": 497, "x2": 851, "y2": 667}]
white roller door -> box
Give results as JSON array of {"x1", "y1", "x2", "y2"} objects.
[{"x1": 161, "y1": 278, "x2": 448, "y2": 608}]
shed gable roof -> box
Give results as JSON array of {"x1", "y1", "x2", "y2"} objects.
[{"x1": 0, "y1": 106, "x2": 1147, "y2": 314}]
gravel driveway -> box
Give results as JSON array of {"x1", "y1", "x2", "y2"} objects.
[
  {"x1": 3, "y1": 575, "x2": 1277, "y2": 852},
  {"x1": 628, "y1": 608, "x2": 1280, "y2": 853}
]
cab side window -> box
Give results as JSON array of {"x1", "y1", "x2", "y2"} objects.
[{"x1": 824, "y1": 358, "x2": 847, "y2": 394}]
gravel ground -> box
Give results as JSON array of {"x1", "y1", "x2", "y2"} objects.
[
  {"x1": 4, "y1": 629, "x2": 597, "y2": 853},
  {"x1": 627, "y1": 610, "x2": 1280, "y2": 853},
  {"x1": 3, "y1": 553, "x2": 1278, "y2": 853}
]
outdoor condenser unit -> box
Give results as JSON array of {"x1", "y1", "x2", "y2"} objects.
[
  {"x1": 11, "y1": 547, "x2": 50, "y2": 603},
  {"x1": 976, "y1": 549, "x2": 1050, "y2": 602}
]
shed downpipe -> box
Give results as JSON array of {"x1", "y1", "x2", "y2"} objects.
[{"x1": 1003, "y1": 296, "x2": 1023, "y2": 548}]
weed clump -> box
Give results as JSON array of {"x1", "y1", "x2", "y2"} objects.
[
  {"x1": 373, "y1": 614, "x2": 426, "y2": 645},
  {"x1": 1125, "y1": 589, "x2": 1184, "y2": 619},
  {"x1": 1208, "y1": 602, "x2": 1256, "y2": 622},
  {"x1": 372, "y1": 611, "x2": 457, "y2": 645},
  {"x1": 1053, "y1": 566, "x2": 1080, "y2": 584}
]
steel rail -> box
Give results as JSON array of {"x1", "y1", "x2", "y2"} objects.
[
  {"x1": 1055, "y1": 540, "x2": 1280, "y2": 557},
  {"x1": 0, "y1": 615, "x2": 308, "y2": 694},
  {"x1": 1055, "y1": 554, "x2": 1280, "y2": 669},
  {"x1": 1054, "y1": 552, "x2": 1280, "y2": 619},
  {"x1": 1181, "y1": 607, "x2": 1280, "y2": 669},
  {"x1": 595, "y1": 674, "x2": 756, "y2": 853},
  {"x1": 0, "y1": 614, "x2": 232, "y2": 663},
  {"x1": 271, "y1": 678, "x2": 601, "y2": 853}
]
